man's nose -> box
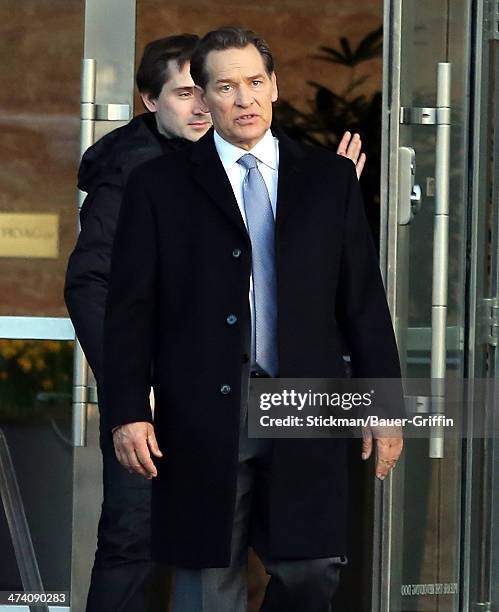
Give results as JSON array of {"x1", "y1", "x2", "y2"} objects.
[
  {"x1": 235, "y1": 85, "x2": 253, "y2": 107},
  {"x1": 192, "y1": 101, "x2": 210, "y2": 116},
  {"x1": 192, "y1": 88, "x2": 210, "y2": 116}
]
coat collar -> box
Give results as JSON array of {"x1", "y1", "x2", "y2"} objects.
[
  {"x1": 271, "y1": 125, "x2": 305, "y2": 232},
  {"x1": 189, "y1": 128, "x2": 249, "y2": 241},
  {"x1": 189, "y1": 126, "x2": 305, "y2": 239}
]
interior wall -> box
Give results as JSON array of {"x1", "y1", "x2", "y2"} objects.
[{"x1": 136, "y1": 0, "x2": 383, "y2": 117}]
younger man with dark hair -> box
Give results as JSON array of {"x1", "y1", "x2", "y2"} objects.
[{"x1": 66, "y1": 34, "x2": 211, "y2": 612}]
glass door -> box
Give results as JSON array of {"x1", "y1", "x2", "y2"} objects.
[
  {"x1": 379, "y1": 0, "x2": 496, "y2": 610},
  {"x1": 0, "y1": 1, "x2": 83, "y2": 610},
  {"x1": 0, "y1": 2, "x2": 136, "y2": 611},
  {"x1": 465, "y1": 2, "x2": 499, "y2": 610},
  {"x1": 69, "y1": 2, "x2": 136, "y2": 611}
]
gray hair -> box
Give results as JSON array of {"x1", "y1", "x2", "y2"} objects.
[{"x1": 190, "y1": 27, "x2": 274, "y2": 89}]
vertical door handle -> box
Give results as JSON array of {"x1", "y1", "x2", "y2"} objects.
[
  {"x1": 430, "y1": 63, "x2": 451, "y2": 458},
  {"x1": 72, "y1": 59, "x2": 131, "y2": 446},
  {"x1": 80, "y1": 59, "x2": 96, "y2": 166},
  {"x1": 71, "y1": 59, "x2": 97, "y2": 447}
]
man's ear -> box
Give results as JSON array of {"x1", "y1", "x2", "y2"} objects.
[
  {"x1": 195, "y1": 85, "x2": 210, "y2": 114},
  {"x1": 140, "y1": 92, "x2": 157, "y2": 113},
  {"x1": 271, "y1": 72, "x2": 278, "y2": 103}
]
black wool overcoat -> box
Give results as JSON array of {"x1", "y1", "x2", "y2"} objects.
[
  {"x1": 103, "y1": 128, "x2": 402, "y2": 568},
  {"x1": 64, "y1": 113, "x2": 186, "y2": 386}
]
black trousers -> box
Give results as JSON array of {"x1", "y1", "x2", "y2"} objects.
[
  {"x1": 86, "y1": 423, "x2": 170, "y2": 612},
  {"x1": 170, "y1": 379, "x2": 347, "y2": 612}
]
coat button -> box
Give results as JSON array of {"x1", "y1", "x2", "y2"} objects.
[
  {"x1": 232, "y1": 248, "x2": 242, "y2": 258},
  {"x1": 220, "y1": 384, "x2": 231, "y2": 395},
  {"x1": 226, "y1": 314, "x2": 237, "y2": 325}
]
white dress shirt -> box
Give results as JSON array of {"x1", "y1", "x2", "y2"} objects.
[
  {"x1": 214, "y1": 128, "x2": 279, "y2": 224},
  {"x1": 214, "y1": 129, "x2": 279, "y2": 372}
]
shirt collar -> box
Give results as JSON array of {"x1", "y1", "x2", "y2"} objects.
[{"x1": 214, "y1": 129, "x2": 278, "y2": 172}]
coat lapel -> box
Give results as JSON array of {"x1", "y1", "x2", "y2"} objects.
[
  {"x1": 189, "y1": 129, "x2": 250, "y2": 242},
  {"x1": 273, "y1": 128, "x2": 306, "y2": 236},
  {"x1": 188, "y1": 127, "x2": 306, "y2": 242}
]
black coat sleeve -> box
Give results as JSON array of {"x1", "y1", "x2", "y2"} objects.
[
  {"x1": 335, "y1": 162, "x2": 404, "y2": 416},
  {"x1": 102, "y1": 169, "x2": 157, "y2": 430},
  {"x1": 64, "y1": 183, "x2": 122, "y2": 383}
]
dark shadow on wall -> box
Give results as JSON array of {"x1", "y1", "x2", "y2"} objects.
[{"x1": 274, "y1": 26, "x2": 383, "y2": 247}]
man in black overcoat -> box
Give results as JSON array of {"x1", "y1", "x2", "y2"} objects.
[
  {"x1": 103, "y1": 27, "x2": 403, "y2": 611},
  {"x1": 66, "y1": 32, "x2": 365, "y2": 612}
]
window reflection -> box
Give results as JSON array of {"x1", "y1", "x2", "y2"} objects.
[{"x1": 0, "y1": 339, "x2": 74, "y2": 592}]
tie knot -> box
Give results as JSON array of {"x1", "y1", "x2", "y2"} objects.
[{"x1": 237, "y1": 153, "x2": 258, "y2": 171}]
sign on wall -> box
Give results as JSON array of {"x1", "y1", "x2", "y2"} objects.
[{"x1": 0, "y1": 213, "x2": 59, "y2": 258}]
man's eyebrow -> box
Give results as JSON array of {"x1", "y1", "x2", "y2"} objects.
[
  {"x1": 215, "y1": 77, "x2": 236, "y2": 84},
  {"x1": 174, "y1": 86, "x2": 194, "y2": 92},
  {"x1": 215, "y1": 73, "x2": 266, "y2": 85}
]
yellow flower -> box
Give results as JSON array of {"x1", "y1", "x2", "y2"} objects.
[
  {"x1": 17, "y1": 357, "x2": 32, "y2": 372},
  {"x1": 35, "y1": 358, "x2": 46, "y2": 371}
]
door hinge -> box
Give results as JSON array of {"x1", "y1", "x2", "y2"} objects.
[
  {"x1": 81, "y1": 103, "x2": 130, "y2": 121},
  {"x1": 479, "y1": 297, "x2": 499, "y2": 346},
  {"x1": 400, "y1": 107, "x2": 451, "y2": 125}
]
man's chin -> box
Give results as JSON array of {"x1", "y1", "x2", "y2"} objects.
[
  {"x1": 185, "y1": 125, "x2": 212, "y2": 142},
  {"x1": 231, "y1": 128, "x2": 268, "y2": 149}
]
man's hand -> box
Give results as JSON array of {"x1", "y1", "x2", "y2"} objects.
[
  {"x1": 337, "y1": 131, "x2": 366, "y2": 179},
  {"x1": 361, "y1": 426, "x2": 403, "y2": 480},
  {"x1": 112, "y1": 421, "x2": 163, "y2": 479}
]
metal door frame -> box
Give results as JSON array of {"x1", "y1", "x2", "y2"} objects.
[
  {"x1": 69, "y1": 3, "x2": 137, "y2": 611},
  {"x1": 373, "y1": 0, "x2": 404, "y2": 608},
  {"x1": 376, "y1": 0, "x2": 493, "y2": 610}
]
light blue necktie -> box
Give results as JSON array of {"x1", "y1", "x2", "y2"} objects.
[{"x1": 237, "y1": 153, "x2": 278, "y2": 377}]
